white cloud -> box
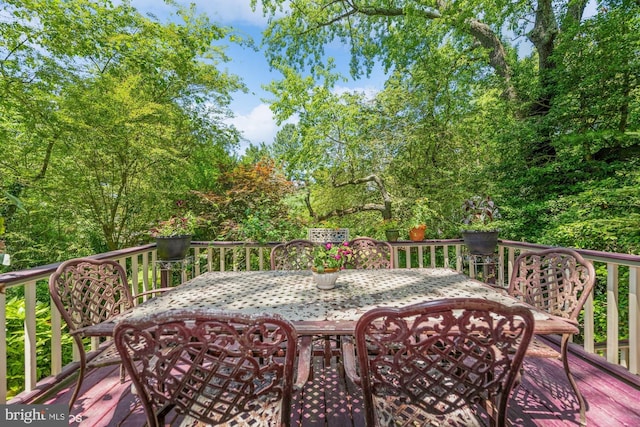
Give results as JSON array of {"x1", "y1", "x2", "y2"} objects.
[
  {"x1": 227, "y1": 103, "x2": 298, "y2": 154},
  {"x1": 227, "y1": 104, "x2": 275, "y2": 149}
]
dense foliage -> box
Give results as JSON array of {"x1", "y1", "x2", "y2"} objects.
[
  {"x1": 1, "y1": 0, "x2": 637, "y2": 266},
  {"x1": 0, "y1": 0, "x2": 244, "y2": 268},
  {"x1": 252, "y1": 0, "x2": 639, "y2": 252}
]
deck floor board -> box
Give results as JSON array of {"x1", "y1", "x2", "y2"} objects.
[{"x1": 22, "y1": 345, "x2": 640, "y2": 427}]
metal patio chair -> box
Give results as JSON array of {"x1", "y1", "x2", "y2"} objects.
[
  {"x1": 342, "y1": 298, "x2": 534, "y2": 427},
  {"x1": 270, "y1": 239, "x2": 316, "y2": 270},
  {"x1": 49, "y1": 257, "x2": 172, "y2": 410},
  {"x1": 114, "y1": 308, "x2": 308, "y2": 427},
  {"x1": 348, "y1": 237, "x2": 393, "y2": 269},
  {"x1": 508, "y1": 248, "x2": 596, "y2": 426}
]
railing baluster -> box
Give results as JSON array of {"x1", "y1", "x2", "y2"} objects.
[
  {"x1": 607, "y1": 263, "x2": 620, "y2": 365},
  {"x1": 443, "y1": 245, "x2": 450, "y2": 268},
  {"x1": 131, "y1": 255, "x2": 140, "y2": 297},
  {"x1": 24, "y1": 279, "x2": 37, "y2": 391},
  {"x1": 405, "y1": 246, "x2": 411, "y2": 268},
  {"x1": 584, "y1": 290, "x2": 595, "y2": 354},
  {"x1": 629, "y1": 266, "x2": 639, "y2": 374},
  {"x1": 259, "y1": 247, "x2": 265, "y2": 270},
  {"x1": 50, "y1": 296, "x2": 62, "y2": 376},
  {"x1": 193, "y1": 247, "x2": 201, "y2": 276}
]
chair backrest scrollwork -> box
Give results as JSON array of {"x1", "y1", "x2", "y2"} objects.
[
  {"x1": 354, "y1": 298, "x2": 533, "y2": 427},
  {"x1": 508, "y1": 248, "x2": 596, "y2": 321},
  {"x1": 348, "y1": 237, "x2": 393, "y2": 269},
  {"x1": 270, "y1": 239, "x2": 316, "y2": 270},
  {"x1": 49, "y1": 258, "x2": 133, "y2": 332},
  {"x1": 114, "y1": 309, "x2": 298, "y2": 427},
  {"x1": 307, "y1": 228, "x2": 349, "y2": 243}
]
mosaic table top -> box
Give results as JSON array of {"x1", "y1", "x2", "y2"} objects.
[{"x1": 107, "y1": 268, "x2": 576, "y2": 336}]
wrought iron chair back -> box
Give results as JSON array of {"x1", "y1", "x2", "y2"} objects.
[
  {"x1": 507, "y1": 248, "x2": 596, "y2": 426},
  {"x1": 49, "y1": 258, "x2": 134, "y2": 409},
  {"x1": 348, "y1": 237, "x2": 393, "y2": 269},
  {"x1": 346, "y1": 298, "x2": 533, "y2": 427},
  {"x1": 270, "y1": 239, "x2": 316, "y2": 270},
  {"x1": 508, "y1": 248, "x2": 596, "y2": 321},
  {"x1": 114, "y1": 309, "x2": 298, "y2": 427}
]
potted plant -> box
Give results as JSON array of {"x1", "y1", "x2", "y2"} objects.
[
  {"x1": 312, "y1": 241, "x2": 352, "y2": 273},
  {"x1": 460, "y1": 195, "x2": 501, "y2": 255},
  {"x1": 409, "y1": 224, "x2": 427, "y2": 241},
  {"x1": 408, "y1": 198, "x2": 432, "y2": 241},
  {"x1": 150, "y1": 211, "x2": 198, "y2": 261},
  {"x1": 311, "y1": 241, "x2": 352, "y2": 289},
  {"x1": 380, "y1": 219, "x2": 401, "y2": 242}
]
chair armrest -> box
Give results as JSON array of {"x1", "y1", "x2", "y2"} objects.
[
  {"x1": 295, "y1": 336, "x2": 313, "y2": 390},
  {"x1": 74, "y1": 323, "x2": 115, "y2": 337},
  {"x1": 341, "y1": 335, "x2": 360, "y2": 386}
]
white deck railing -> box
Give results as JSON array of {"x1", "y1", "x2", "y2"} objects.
[{"x1": 1, "y1": 239, "x2": 638, "y2": 402}]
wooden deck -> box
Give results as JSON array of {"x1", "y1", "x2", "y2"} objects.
[{"x1": 14, "y1": 338, "x2": 640, "y2": 426}]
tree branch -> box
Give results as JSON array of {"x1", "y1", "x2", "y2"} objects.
[
  {"x1": 302, "y1": 2, "x2": 516, "y2": 101},
  {"x1": 308, "y1": 173, "x2": 393, "y2": 221},
  {"x1": 315, "y1": 203, "x2": 387, "y2": 222}
]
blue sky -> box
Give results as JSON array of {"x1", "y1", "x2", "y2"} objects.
[{"x1": 129, "y1": 0, "x2": 386, "y2": 152}]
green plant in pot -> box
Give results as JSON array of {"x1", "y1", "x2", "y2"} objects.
[
  {"x1": 408, "y1": 198, "x2": 433, "y2": 241},
  {"x1": 150, "y1": 211, "x2": 198, "y2": 261},
  {"x1": 380, "y1": 219, "x2": 400, "y2": 242},
  {"x1": 312, "y1": 241, "x2": 352, "y2": 273},
  {"x1": 460, "y1": 195, "x2": 501, "y2": 255}
]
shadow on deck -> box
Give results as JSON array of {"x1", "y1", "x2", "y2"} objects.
[{"x1": 12, "y1": 338, "x2": 640, "y2": 426}]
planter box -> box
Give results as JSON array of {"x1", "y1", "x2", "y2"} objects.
[
  {"x1": 156, "y1": 235, "x2": 192, "y2": 260},
  {"x1": 461, "y1": 230, "x2": 499, "y2": 255}
]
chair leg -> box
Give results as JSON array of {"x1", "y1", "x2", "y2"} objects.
[
  {"x1": 324, "y1": 335, "x2": 332, "y2": 366},
  {"x1": 561, "y1": 334, "x2": 586, "y2": 426},
  {"x1": 69, "y1": 355, "x2": 86, "y2": 410}
]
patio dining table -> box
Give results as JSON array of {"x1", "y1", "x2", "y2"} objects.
[{"x1": 84, "y1": 268, "x2": 578, "y2": 338}]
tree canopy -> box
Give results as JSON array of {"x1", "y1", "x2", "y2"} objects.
[
  {"x1": 1, "y1": 0, "x2": 245, "y2": 264},
  {"x1": 0, "y1": 0, "x2": 638, "y2": 270},
  {"x1": 254, "y1": 0, "x2": 639, "y2": 248}
]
